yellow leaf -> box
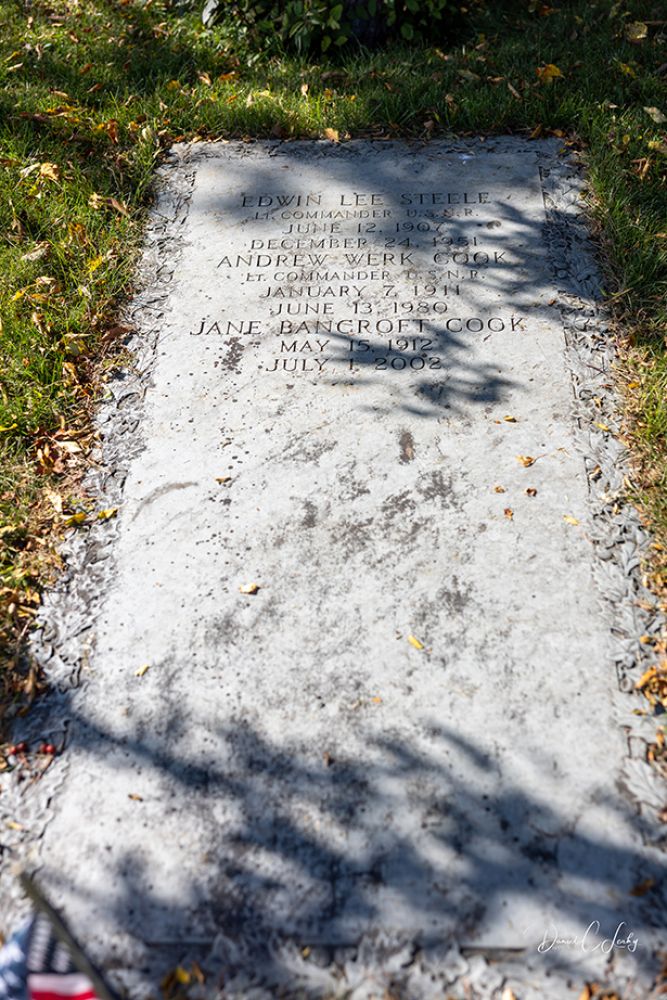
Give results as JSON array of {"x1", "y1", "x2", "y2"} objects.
[
  {"x1": 39, "y1": 162, "x2": 60, "y2": 182},
  {"x1": 635, "y1": 666, "x2": 658, "y2": 689},
  {"x1": 97, "y1": 507, "x2": 118, "y2": 520},
  {"x1": 618, "y1": 62, "x2": 637, "y2": 77},
  {"x1": 323, "y1": 127, "x2": 339, "y2": 142},
  {"x1": 239, "y1": 582, "x2": 260, "y2": 595},
  {"x1": 371, "y1": 695, "x2": 383, "y2": 703},
  {"x1": 516, "y1": 455, "x2": 535, "y2": 467},
  {"x1": 6, "y1": 820, "x2": 25, "y2": 831},
  {"x1": 407, "y1": 634, "x2": 424, "y2": 650},
  {"x1": 536, "y1": 63, "x2": 563, "y2": 82},
  {"x1": 87, "y1": 255, "x2": 104, "y2": 274},
  {"x1": 64, "y1": 512, "x2": 87, "y2": 527},
  {"x1": 563, "y1": 514, "x2": 579, "y2": 526},
  {"x1": 135, "y1": 664, "x2": 150, "y2": 677},
  {"x1": 174, "y1": 967, "x2": 191, "y2": 985},
  {"x1": 594, "y1": 422, "x2": 611, "y2": 432},
  {"x1": 494, "y1": 484, "x2": 506, "y2": 493},
  {"x1": 0, "y1": 422, "x2": 17, "y2": 433},
  {"x1": 503, "y1": 415, "x2": 517, "y2": 423}
]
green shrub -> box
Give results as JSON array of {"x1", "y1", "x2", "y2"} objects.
[{"x1": 203, "y1": 0, "x2": 455, "y2": 53}]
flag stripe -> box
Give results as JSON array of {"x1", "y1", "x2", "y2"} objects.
[{"x1": 29, "y1": 973, "x2": 98, "y2": 1000}]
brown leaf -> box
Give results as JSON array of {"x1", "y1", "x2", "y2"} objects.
[
  {"x1": 323, "y1": 127, "x2": 339, "y2": 142},
  {"x1": 239, "y1": 582, "x2": 260, "y2": 595},
  {"x1": 625, "y1": 21, "x2": 648, "y2": 43},
  {"x1": 494, "y1": 485, "x2": 506, "y2": 493},
  {"x1": 516, "y1": 455, "x2": 535, "y2": 467},
  {"x1": 629, "y1": 876, "x2": 655, "y2": 896},
  {"x1": 525, "y1": 487, "x2": 538, "y2": 497},
  {"x1": 504, "y1": 507, "x2": 514, "y2": 520}
]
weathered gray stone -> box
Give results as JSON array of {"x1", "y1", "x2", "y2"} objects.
[{"x1": 2, "y1": 140, "x2": 666, "y2": 998}]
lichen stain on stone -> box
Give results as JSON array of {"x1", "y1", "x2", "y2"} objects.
[
  {"x1": 302, "y1": 501, "x2": 318, "y2": 528},
  {"x1": 219, "y1": 336, "x2": 245, "y2": 373},
  {"x1": 417, "y1": 470, "x2": 457, "y2": 507},
  {"x1": 381, "y1": 490, "x2": 417, "y2": 522}
]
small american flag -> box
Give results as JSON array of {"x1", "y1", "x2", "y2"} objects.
[{"x1": 0, "y1": 913, "x2": 110, "y2": 1000}]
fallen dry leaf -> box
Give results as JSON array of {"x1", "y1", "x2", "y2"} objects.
[
  {"x1": 215, "y1": 476, "x2": 232, "y2": 484},
  {"x1": 39, "y1": 162, "x2": 60, "y2": 182},
  {"x1": 504, "y1": 507, "x2": 514, "y2": 520},
  {"x1": 21, "y1": 242, "x2": 50, "y2": 262},
  {"x1": 135, "y1": 664, "x2": 150, "y2": 677},
  {"x1": 239, "y1": 582, "x2": 260, "y2": 595},
  {"x1": 64, "y1": 512, "x2": 87, "y2": 527},
  {"x1": 629, "y1": 877, "x2": 655, "y2": 896},
  {"x1": 536, "y1": 63, "x2": 563, "y2": 83},
  {"x1": 494, "y1": 484, "x2": 506, "y2": 493},
  {"x1": 96, "y1": 507, "x2": 118, "y2": 520},
  {"x1": 644, "y1": 106, "x2": 667, "y2": 124},
  {"x1": 323, "y1": 127, "x2": 339, "y2": 142},
  {"x1": 625, "y1": 20, "x2": 648, "y2": 43},
  {"x1": 128, "y1": 793, "x2": 143, "y2": 801},
  {"x1": 516, "y1": 455, "x2": 535, "y2": 467},
  {"x1": 525, "y1": 487, "x2": 538, "y2": 497},
  {"x1": 300, "y1": 82, "x2": 309, "y2": 96},
  {"x1": 503, "y1": 415, "x2": 517, "y2": 423},
  {"x1": 563, "y1": 514, "x2": 580, "y2": 526},
  {"x1": 501, "y1": 988, "x2": 518, "y2": 1000},
  {"x1": 407, "y1": 634, "x2": 424, "y2": 650}
]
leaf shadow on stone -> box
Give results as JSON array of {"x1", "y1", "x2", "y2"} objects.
[
  {"x1": 29, "y1": 692, "x2": 667, "y2": 996},
  {"x1": 189, "y1": 139, "x2": 584, "y2": 422}
]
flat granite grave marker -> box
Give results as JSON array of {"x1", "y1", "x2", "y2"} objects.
[{"x1": 3, "y1": 140, "x2": 666, "y2": 999}]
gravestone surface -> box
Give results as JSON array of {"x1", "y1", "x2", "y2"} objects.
[{"x1": 2, "y1": 140, "x2": 666, "y2": 999}]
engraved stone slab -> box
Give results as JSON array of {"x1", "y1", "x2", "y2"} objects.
[{"x1": 10, "y1": 141, "x2": 666, "y2": 997}]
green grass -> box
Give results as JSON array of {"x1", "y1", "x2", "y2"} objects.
[{"x1": 1, "y1": 0, "x2": 666, "y2": 713}]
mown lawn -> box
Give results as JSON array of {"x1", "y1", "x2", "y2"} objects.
[{"x1": 0, "y1": 0, "x2": 666, "y2": 720}]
